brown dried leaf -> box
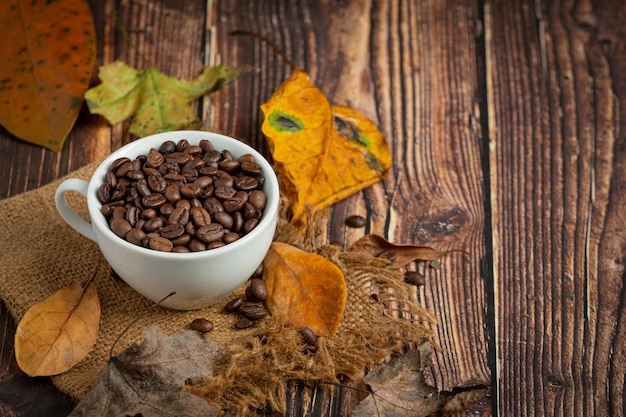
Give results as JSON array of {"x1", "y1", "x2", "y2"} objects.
[
  {"x1": 263, "y1": 242, "x2": 347, "y2": 337},
  {"x1": 69, "y1": 326, "x2": 224, "y2": 417},
  {"x1": 15, "y1": 275, "x2": 100, "y2": 377},
  {"x1": 350, "y1": 234, "x2": 452, "y2": 269},
  {"x1": 351, "y1": 342, "x2": 446, "y2": 417}
]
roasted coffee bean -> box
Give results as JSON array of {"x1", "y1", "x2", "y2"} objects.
[
  {"x1": 203, "y1": 197, "x2": 224, "y2": 216},
  {"x1": 223, "y1": 232, "x2": 239, "y2": 244},
  {"x1": 234, "y1": 176, "x2": 258, "y2": 191},
  {"x1": 100, "y1": 138, "x2": 269, "y2": 252},
  {"x1": 142, "y1": 193, "x2": 167, "y2": 209},
  {"x1": 126, "y1": 206, "x2": 141, "y2": 226},
  {"x1": 126, "y1": 228, "x2": 147, "y2": 246},
  {"x1": 188, "y1": 238, "x2": 207, "y2": 252},
  {"x1": 197, "y1": 223, "x2": 224, "y2": 243},
  {"x1": 171, "y1": 234, "x2": 191, "y2": 247},
  {"x1": 180, "y1": 183, "x2": 202, "y2": 199},
  {"x1": 97, "y1": 184, "x2": 111, "y2": 203},
  {"x1": 243, "y1": 218, "x2": 259, "y2": 234},
  {"x1": 143, "y1": 216, "x2": 164, "y2": 232},
  {"x1": 110, "y1": 218, "x2": 132, "y2": 238},
  {"x1": 246, "y1": 278, "x2": 268, "y2": 302},
  {"x1": 168, "y1": 206, "x2": 189, "y2": 225},
  {"x1": 223, "y1": 296, "x2": 243, "y2": 313},
  {"x1": 238, "y1": 302, "x2": 268, "y2": 320},
  {"x1": 149, "y1": 236, "x2": 173, "y2": 252},
  {"x1": 163, "y1": 184, "x2": 182, "y2": 202},
  {"x1": 183, "y1": 145, "x2": 203, "y2": 156},
  {"x1": 190, "y1": 206, "x2": 211, "y2": 227},
  {"x1": 240, "y1": 160, "x2": 262, "y2": 175},
  {"x1": 146, "y1": 148, "x2": 165, "y2": 168},
  {"x1": 161, "y1": 223, "x2": 185, "y2": 239},
  {"x1": 248, "y1": 190, "x2": 266, "y2": 211},
  {"x1": 190, "y1": 318, "x2": 214, "y2": 333},
  {"x1": 299, "y1": 327, "x2": 318, "y2": 345},
  {"x1": 115, "y1": 160, "x2": 133, "y2": 177},
  {"x1": 173, "y1": 246, "x2": 190, "y2": 253},
  {"x1": 235, "y1": 317, "x2": 254, "y2": 329},
  {"x1": 111, "y1": 183, "x2": 127, "y2": 201},
  {"x1": 223, "y1": 197, "x2": 245, "y2": 212},
  {"x1": 142, "y1": 208, "x2": 158, "y2": 219},
  {"x1": 126, "y1": 169, "x2": 144, "y2": 181},
  {"x1": 346, "y1": 215, "x2": 366, "y2": 228},
  {"x1": 214, "y1": 186, "x2": 237, "y2": 200},
  {"x1": 207, "y1": 241, "x2": 226, "y2": 250},
  {"x1": 219, "y1": 159, "x2": 240, "y2": 173},
  {"x1": 148, "y1": 174, "x2": 167, "y2": 193},
  {"x1": 111, "y1": 206, "x2": 127, "y2": 220},
  {"x1": 404, "y1": 270, "x2": 425, "y2": 286}
]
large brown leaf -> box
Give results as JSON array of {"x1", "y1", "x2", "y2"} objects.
[
  {"x1": 350, "y1": 234, "x2": 452, "y2": 269},
  {"x1": 0, "y1": 0, "x2": 96, "y2": 151},
  {"x1": 263, "y1": 242, "x2": 347, "y2": 337},
  {"x1": 69, "y1": 326, "x2": 224, "y2": 417},
  {"x1": 14, "y1": 275, "x2": 100, "y2": 377}
]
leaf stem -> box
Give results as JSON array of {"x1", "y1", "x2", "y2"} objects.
[{"x1": 108, "y1": 291, "x2": 176, "y2": 359}]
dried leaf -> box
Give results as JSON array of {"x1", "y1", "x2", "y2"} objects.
[
  {"x1": 351, "y1": 342, "x2": 447, "y2": 417},
  {"x1": 70, "y1": 326, "x2": 224, "y2": 417},
  {"x1": 85, "y1": 61, "x2": 243, "y2": 137},
  {"x1": 0, "y1": 0, "x2": 97, "y2": 151},
  {"x1": 15, "y1": 276, "x2": 100, "y2": 377},
  {"x1": 261, "y1": 68, "x2": 391, "y2": 228},
  {"x1": 350, "y1": 234, "x2": 451, "y2": 269},
  {"x1": 263, "y1": 242, "x2": 347, "y2": 337}
]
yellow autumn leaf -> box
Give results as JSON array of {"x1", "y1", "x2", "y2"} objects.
[
  {"x1": 263, "y1": 242, "x2": 347, "y2": 338},
  {"x1": 14, "y1": 277, "x2": 101, "y2": 377},
  {"x1": 260, "y1": 68, "x2": 391, "y2": 228}
]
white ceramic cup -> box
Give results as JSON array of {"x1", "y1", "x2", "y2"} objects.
[{"x1": 55, "y1": 130, "x2": 279, "y2": 310}]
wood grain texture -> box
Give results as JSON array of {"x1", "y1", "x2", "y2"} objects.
[
  {"x1": 0, "y1": 0, "x2": 501, "y2": 415},
  {"x1": 208, "y1": 0, "x2": 491, "y2": 398},
  {"x1": 486, "y1": 0, "x2": 626, "y2": 415}
]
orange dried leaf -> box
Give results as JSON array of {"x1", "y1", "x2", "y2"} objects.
[
  {"x1": 263, "y1": 242, "x2": 347, "y2": 337},
  {"x1": 0, "y1": 0, "x2": 97, "y2": 151},
  {"x1": 15, "y1": 278, "x2": 101, "y2": 377},
  {"x1": 350, "y1": 234, "x2": 452, "y2": 269},
  {"x1": 261, "y1": 68, "x2": 391, "y2": 227}
]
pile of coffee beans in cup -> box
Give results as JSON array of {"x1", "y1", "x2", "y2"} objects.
[{"x1": 97, "y1": 138, "x2": 268, "y2": 253}]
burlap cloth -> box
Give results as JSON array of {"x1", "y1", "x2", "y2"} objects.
[{"x1": 0, "y1": 161, "x2": 436, "y2": 416}]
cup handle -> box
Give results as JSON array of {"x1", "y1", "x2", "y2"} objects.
[{"x1": 55, "y1": 178, "x2": 97, "y2": 242}]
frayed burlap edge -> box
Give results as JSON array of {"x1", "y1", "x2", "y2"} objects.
[{"x1": 187, "y1": 199, "x2": 437, "y2": 416}]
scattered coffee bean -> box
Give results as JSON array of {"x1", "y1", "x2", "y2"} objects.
[
  {"x1": 404, "y1": 270, "x2": 425, "y2": 286},
  {"x1": 346, "y1": 214, "x2": 366, "y2": 228},
  {"x1": 299, "y1": 327, "x2": 317, "y2": 345},
  {"x1": 246, "y1": 278, "x2": 268, "y2": 302},
  {"x1": 190, "y1": 318, "x2": 214, "y2": 333},
  {"x1": 223, "y1": 296, "x2": 243, "y2": 313},
  {"x1": 235, "y1": 317, "x2": 255, "y2": 329},
  {"x1": 97, "y1": 138, "x2": 268, "y2": 252},
  {"x1": 238, "y1": 302, "x2": 269, "y2": 320}
]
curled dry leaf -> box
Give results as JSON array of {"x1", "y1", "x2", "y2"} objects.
[
  {"x1": 350, "y1": 234, "x2": 454, "y2": 269},
  {"x1": 261, "y1": 68, "x2": 391, "y2": 228},
  {"x1": 263, "y1": 242, "x2": 347, "y2": 337},
  {"x1": 15, "y1": 268, "x2": 101, "y2": 377}
]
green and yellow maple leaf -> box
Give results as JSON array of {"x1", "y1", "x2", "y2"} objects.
[{"x1": 85, "y1": 61, "x2": 243, "y2": 137}]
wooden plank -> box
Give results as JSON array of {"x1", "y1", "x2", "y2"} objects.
[
  {"x1": 208, "y1": 0, "x2": 491, "y2": 400},
  {"x1": 486, "y1": 0, "x2": 626, "y2": 415}
]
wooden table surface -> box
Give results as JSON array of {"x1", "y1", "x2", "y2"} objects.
[{"x1": 1, "y1": 0, "x2": 624, "y2": 416}]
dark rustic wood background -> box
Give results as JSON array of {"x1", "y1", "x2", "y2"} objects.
[{"x1": 1, "y1": 0, "x2": 625, "y2": 416}]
